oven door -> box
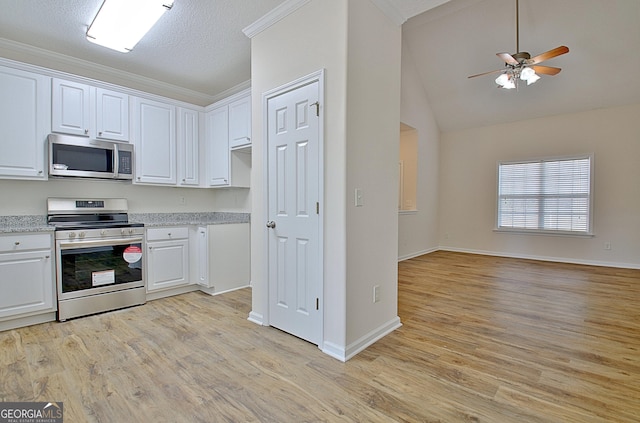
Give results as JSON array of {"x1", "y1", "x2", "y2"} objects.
[{"x1": 56, "y1": 237, "x2": 144, "y2": 300}]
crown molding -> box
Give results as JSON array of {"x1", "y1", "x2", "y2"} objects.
[
  {"x1": 0, "y1": 37, "x2": 216, "y2": 106},
  {"x1": 243, "y1": 0, "x2": 312, "y2": 38}
]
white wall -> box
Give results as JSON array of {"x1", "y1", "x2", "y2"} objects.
[
  {"x1": 398, "y1": 40, "x2": 440, "y2": 260},
  {"x1": 345, "y1": 0, "x2": 402, "y2": 356},
  {"x1": 249, "y1": 0, "x2": 350, "y2": 354},
  {"x1": 0, "y1": 179, "x2": 250, "y2": 215},
  {"x1": 439, "y1": 103, "x2": 640, "y2": 268},
  {"x1": 249, "y1": 0, "x2": 402, "y2": 360}
]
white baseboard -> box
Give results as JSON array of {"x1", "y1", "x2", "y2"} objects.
[
  {"x1": 146, "y1": 285, "x2": 199, "y2": 302},
  {"x1": 398, "y1": 247, "x2": 438, "y2": 262},
  {"x1": 199, "y1": 284, "x2": 250, "y2": 296},
  {"x1": 322, "y1": 316, "x2": 403, "y2": 362},
  {"x1": 439, "y1": 246, "x2": 640, "y2": 270},
  {"x1": 247, "y1": 311, "x2": 264, "y2": 326},
  {"x1": 0, "y1": 311, "x2": 56, "y2": 332}
]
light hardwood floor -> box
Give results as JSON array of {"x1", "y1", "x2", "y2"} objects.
[{"x1": 1, "y1": 251, "x2": 639, "y2": 422}]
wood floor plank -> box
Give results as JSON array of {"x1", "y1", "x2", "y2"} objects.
[{"x1": 1, "y1": 251, "x2": 639, "y2": 421}]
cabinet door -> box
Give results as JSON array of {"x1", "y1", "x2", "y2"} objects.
[
  {"x1": 177, "y1": 107, "x2": 200, "y2": 186},
  {"x1": 132, "y1": 97, "x2": 176, "y2": 185},
  {"x1": 0, "y1": 250, "x2": 55, "y2": 320},
  {"x1": 52, "y1": 78, "x2": 91, "y2": 136},
  {"x1": 228, "y1": 95, "x2": 251, "y2": 149},
  {"x1": 146, "y1": 239, "x2": 189, "y2": 291},
  {"x1": 205, "y1": 106, "x2": 230, "y2": 186},
  {"x1": 0, "y1": 66, "x2": 49, "y2": 180},
  {"x1": 96, "y1": 88, "x2": 129, "y2": 142}
]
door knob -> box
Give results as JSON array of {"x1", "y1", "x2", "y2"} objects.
[{"x1": 266, "y1": 221, "x2": 276, "y2": 229}]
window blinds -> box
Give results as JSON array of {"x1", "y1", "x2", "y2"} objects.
[{"x1": 497, "y1": 156, "x2": 592, "y2": 233}]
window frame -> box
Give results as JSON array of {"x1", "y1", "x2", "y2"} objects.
[{"x1": 495, "y1": 154, "x2": 594, "y2": 237}]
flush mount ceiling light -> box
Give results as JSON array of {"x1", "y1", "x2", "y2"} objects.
[
  {"x1": 468, "y1": 0, "x2": 569, "y2": 90},
  {"x1": 87, "y1": 0, "x2": 174, "y2": 53}
]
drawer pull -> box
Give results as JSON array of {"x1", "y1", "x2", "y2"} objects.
[{"x1": 14, "y1": 241, "x2": 20, "y2": 246}]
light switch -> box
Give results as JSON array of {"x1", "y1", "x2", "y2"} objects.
[{"x1": 355, "y1": 188, "x2": 363, "y2": 207}]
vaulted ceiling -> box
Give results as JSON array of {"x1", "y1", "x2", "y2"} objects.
[{"x1": 0, "y1": 0, "x2": 638, "y2": 132}]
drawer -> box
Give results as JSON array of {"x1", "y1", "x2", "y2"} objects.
[
  {"x1": 0, "y1": 233, "x2": 51, "y2": 252},
  {"x1": 146, "y1": 227, "x2": 189, "y2": 242}
]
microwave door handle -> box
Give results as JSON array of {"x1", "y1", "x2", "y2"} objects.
[{"x1": 113, "y1": 145, "x2": 120, "y2": 178}]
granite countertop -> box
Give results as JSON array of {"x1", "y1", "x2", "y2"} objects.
[
  {"x1": 130, "y1": 212, "x2": 250, "y2": 227},
  {"x1": 0, "y1": 215, "x2": 54, "y2": 233},
  {"x1": 0, "y1": 213, "x2": 250, "y2": 234}
]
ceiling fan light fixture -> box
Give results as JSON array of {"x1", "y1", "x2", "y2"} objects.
[
  {"x1": 525, "y1": 73, "x2": 540, "y2": 85},
  {"x1": 495, "y1": 73, "x2": 510, "y2": 87},
  {"x1": 520, "y1": 66, "x2": 536, "y2": 80},
  {"x1": 503, "y1": 77, "x2": 516, "y2": 89},
  {"x1": 86, "y1": 0, "x2": 174, "y2": 53}
]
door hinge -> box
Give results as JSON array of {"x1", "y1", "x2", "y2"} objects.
[
  {"x1": 311, "y1": 101, "x2": 320, "y2": 117},
  {"x1": 316, "y1": 202, "x2": 319, "y2": 215},
  {"x1": 316, "y1": 298, "x2": 319, "y2": 310}
]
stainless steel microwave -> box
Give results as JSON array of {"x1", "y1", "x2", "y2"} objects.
[{"x1": 48, "y1": 134, "x2": 133, "y2": 180}]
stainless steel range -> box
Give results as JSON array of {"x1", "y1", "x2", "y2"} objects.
[{"x1": 47, "y1": 198, "x2": 145, "y2": 321}]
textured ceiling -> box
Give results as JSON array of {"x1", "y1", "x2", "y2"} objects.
[
  {"x1": 0, "y1": 0, "x2": 286, "y2": 99},
  {"x1": 0, "y1": 0, "x2": 638, "y2": 132}
]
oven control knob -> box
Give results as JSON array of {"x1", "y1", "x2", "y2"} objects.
[
  {"x1": 78, "y1": 232, "x2": 86, "y2": 239},
  {"x1": 68, "y1": 232, "x2": 76, "y2": 239},
  {"x1": 101, "y1": 230, "x2": 106, "y2": 236}
]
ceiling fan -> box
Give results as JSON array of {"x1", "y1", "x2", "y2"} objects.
[{"x1": 468, "y1": 0, "x2": 569, "y2": 89}]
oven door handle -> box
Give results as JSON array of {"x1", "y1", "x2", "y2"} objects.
[{"x1": 58, "y1": 237, "x2": 143, "y2": 249}]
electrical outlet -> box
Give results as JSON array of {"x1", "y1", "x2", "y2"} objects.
[
  {"x1": 373, "y1": 285, "x2": 380, "y2": 303},
  {"x1": 604, "y1": 242, "x2": 611, "y2": 250},
  {"x1": 179, "y1": 196, "x2": 186, "y2": 205}
]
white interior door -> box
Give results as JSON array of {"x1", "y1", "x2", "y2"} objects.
[{"x1": 266, "y1": 76, "x2": 322, "y2": 345}]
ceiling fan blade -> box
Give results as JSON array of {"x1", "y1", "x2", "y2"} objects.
[
  {"x1": 532, "y1": 65, "x2": 561, "y2": 76},
  {"x1": 529, "y1": 46, "x2": 569, "y2": 65},
  {"x1": 497, "y1": 52, "x2": 518, "y2": 65},
  {"x1": 468, "y1": 69, "x2": 504, "y2": 79}
]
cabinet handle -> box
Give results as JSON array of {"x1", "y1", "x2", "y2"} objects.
[
  {"x1": 245, "y1": 137, "x2": 250, "y2": 141},
  {"x1": 168, "y1": 233, "x2": 172, "y2": 237},
  {"x1": 99, "y1": 131, "x2": 103, "y2": 136},
  {"x1": 149, "y1": 246, "x2": 152, "y2": 250},
  {"x1": 38, "y1": 170, "x2": 43, "y2": 174},
  {"x1": 84, "y1": 129, "x2": 89, "y2": 134},
  {"x1": 14, "y1": 241, "x2": 20, "y2": 246},
  {"x1": 45, "y1": 255, "x2": 50, "y2": 259}
]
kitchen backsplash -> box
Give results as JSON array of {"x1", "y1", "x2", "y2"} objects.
[{"x1": 0, "y1": 179, "x2": 251, "y2": 215}]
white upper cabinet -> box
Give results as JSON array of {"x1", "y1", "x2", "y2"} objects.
[
  {"x1": 132, "y1": 96, "x2": 176, "y2": 185},
  {"x1": 228, "y1": 94, "x2": 251, "y2": 150},
  {"x1": 204, "y1": 88, "x2": 251, "y2": 188},
  {"x1": 52, "y1": 78, "x2": 129, "y2": 142},
  {"x1": 51, "y1": 78, "x2": 90, "y2": 137},
  {"x1": 95, "y1": 87, "x2": 129, "y2": 142},
  {"x1": 205, "y1": 106, "x2": 230, "y2": 186},
  {"x1": 0, "y1": 65, "x2": 50, "y2": 180},
  {"x1": 177, "y1": 107, "x2": 200, "y2": 186}
]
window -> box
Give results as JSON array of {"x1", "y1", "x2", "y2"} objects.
[{"x1": 497, "y1": 155, "x2": 592, "y2": 234}]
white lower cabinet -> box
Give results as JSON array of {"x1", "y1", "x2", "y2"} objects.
[
  {"x1": 146, "y1": 227, "x2": 190, "y2": 292},
  {"x1": 195, "y1": 223, "x2": 250, "y2": 295},
  {"x1": 0, "y1": 233, "x2": 55, "y2": 323}
]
